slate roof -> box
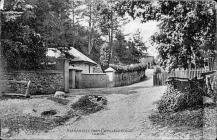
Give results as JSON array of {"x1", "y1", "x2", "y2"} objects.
[{"x1": 46, "y1": 47, "x2": 97, "y2": 65}]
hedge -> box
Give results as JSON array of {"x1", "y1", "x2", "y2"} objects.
[{"x1": 109, "y1": 63, "x2": 147, "y2": 72}]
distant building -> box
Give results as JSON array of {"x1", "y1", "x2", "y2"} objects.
[
  {"x1": 199, "y1": 51, "x2": 216, "y2": 71},
  {"x1": 46, "y1": 47, "x2": 98, "y2": 73},
  {"x1": 140, "y1": 53, "x2": 155, "y2": 69}
]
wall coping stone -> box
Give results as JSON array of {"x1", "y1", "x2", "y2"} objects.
[
  {"x1": 82, "y1": 73, "x2": 107, "y2": 75},
  {"x1": 105, "y1": 67, "x2": 116, "y2": 72}
]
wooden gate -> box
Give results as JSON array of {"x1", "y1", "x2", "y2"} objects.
[
  {"x1": 68, "y1": 68, "x2": 82, "y2": 90},
  {"x1": 153, "y1": 72, "x2": 169, "y2": 86}
]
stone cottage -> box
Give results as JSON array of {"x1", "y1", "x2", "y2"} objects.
[{"x1": 46, "y1": 47, "x2": 97, "y2": 73}]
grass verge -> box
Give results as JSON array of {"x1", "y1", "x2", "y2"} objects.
[
  {"x1": 1, "y1": 109, "x2": 75, "y2": 137},
  {"x1": 149, "y1": 107, "x2": 203, "y2": 129}
]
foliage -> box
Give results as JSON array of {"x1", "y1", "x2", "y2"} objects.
[
  {"x1": 2, "y1": 0, "x2": 71, "y2": 70},
  {"x1": 98, "y1": 0, "x2": 134, "y2": 67},
  {"x1": 157, "y1": 77, "x2": 204, "y2": 113},
  {"x1": 100, "y1": 30, "x2": 146, "y2": 71},
  {"x1": 2, "y1": 0, "x2": 104, "y2": 70},
  {"x1": 2, "y1": 0, "x2": 153, "y2": 71},
  {"x1": 114, "y1": 31, "x2": 145, "y2": 65},
  {"x1": 109, "y1": 63, "x2": 146, "y2": 73},
  {"x1": 115, "y1": 1, "x2": 216, "y2": 71},
  {"x1": 132, "y1": 29, "x2": 147, "y2": 52},
  {"x1": 100, "y1": 29, "x2": 147, "y2": 71},
  {"x1": 100, "y1": 42, "x2": 111, "y2": 71},
  {"x1": 2, "y1": 22, "x2": 46, "y2": 70}
]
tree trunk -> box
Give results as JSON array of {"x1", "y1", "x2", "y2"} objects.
[
  {"x1": 0, "y1": 10, "x2": 4, "y2": 94},
  {"x1": 110, "y1": 10, "x2": 113, "y2": 59},
  {"x1": 88, "y1": 1, "x2": 93, "y2": 54},
  {"x1": 215, "y1": 3, "x2": 217, "y2": 70},
  {"x1": 108, "y1": 10, "x2": 113, "y2": 65},
  {"x1": 0, "y1": 11, "x2": 1, "y2": 65},
  {"x1": 72, "y1": 0, "x2": 75, "y2": 48}
]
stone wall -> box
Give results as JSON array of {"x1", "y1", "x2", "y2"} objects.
[
  {"x1": 114, "y1": 70, "x2": 146, "y2": 87},
  {"x1": 2, "y1": 70, "x2": 64, "y2": 95},
  {"x1": 80, "y1": 73, "x2": 109, "y2": 88},
  {"x1": 77, "y1": 68, "x2": 146, "y2": 89}
]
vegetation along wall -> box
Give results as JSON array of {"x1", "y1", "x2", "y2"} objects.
[
  {"x1": 114, "y1": 70, "x2": 146, "y2": 87},
  {"x1": 110, "y1": 64, "x2": 147, "y2": 87}
]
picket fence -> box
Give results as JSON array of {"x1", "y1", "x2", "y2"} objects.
[{"x1": 153, "y1": 69, "x2": 209, "y2": 86}]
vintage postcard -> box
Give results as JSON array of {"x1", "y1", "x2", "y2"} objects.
[{"x1": 0, "y1": 0, "x2": 217, "y2": 139}]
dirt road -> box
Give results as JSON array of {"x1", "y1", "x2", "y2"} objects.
[
  {"x1": 12, "y1": 69, "x2": 203, "y2": 139},
  {"x1": 55, "y1": 72, "x2": 166, "y2": 139},
  {"x1": 12, "y1": 69, "x2": 171, "y2": 139}
]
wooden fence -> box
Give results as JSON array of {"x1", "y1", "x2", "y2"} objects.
[{"x1": 153, "y1": 69, "x2": 209, "y2": 86}]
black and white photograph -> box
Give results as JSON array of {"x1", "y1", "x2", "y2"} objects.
[{"x1": 0, "y1": 0, "x2": 217, "y2": 139}]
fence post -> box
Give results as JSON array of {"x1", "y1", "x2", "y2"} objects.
[{"x1": 187, "y1": 69, "x2": 190, "y2": 79}]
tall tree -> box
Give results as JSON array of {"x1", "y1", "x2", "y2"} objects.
[
  {"x1": 113, "y1": 30, "x2": 145, "y2": 65},
  {"x1": 116, "y1": 1, "x2": 216, "y2": 71},
  {"x1": 0, "y1": 0, "x2": 4, "y2": 84},
  {"x1": 132, "y1": 29, "x2": 147, "y2": 53},
  {"x1": 78, "y1": 0, "x2": 103, "y2": 54},
  {"x1": 98, "y1": 0, "x2": 128, "y2": 67},
  {"x1": 2, "y1": 0, "x2": 47, "y2": 70},
  {"x1": 69, "y1": 0, "x2": 83, "y2": 48},
  {"x1": 99, "y1": 0, "x2": 116, "y2": 59}
]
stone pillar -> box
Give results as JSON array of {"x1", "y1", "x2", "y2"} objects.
[
  {"x1": 105, "y1": 67, "x2": 116, "y2": 87},
  {"x1": 63, "y1": 59, "x2": 69, "y2": 93}
]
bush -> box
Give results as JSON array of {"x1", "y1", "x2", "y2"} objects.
[{"x1": 157, "y1": 77, "x2": 204, "y2": 113}]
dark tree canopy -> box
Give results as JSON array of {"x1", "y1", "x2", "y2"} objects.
[
  {"x1": 116, "y1": 0, "x2": 216, "y2": 71},
  {"x1": 1, "y1": 0, "x2": 104, "y2": 70}
]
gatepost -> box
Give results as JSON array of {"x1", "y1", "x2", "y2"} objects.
[{"x1": 105, "y1": 67, "x2": 116, "y2": 87}]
